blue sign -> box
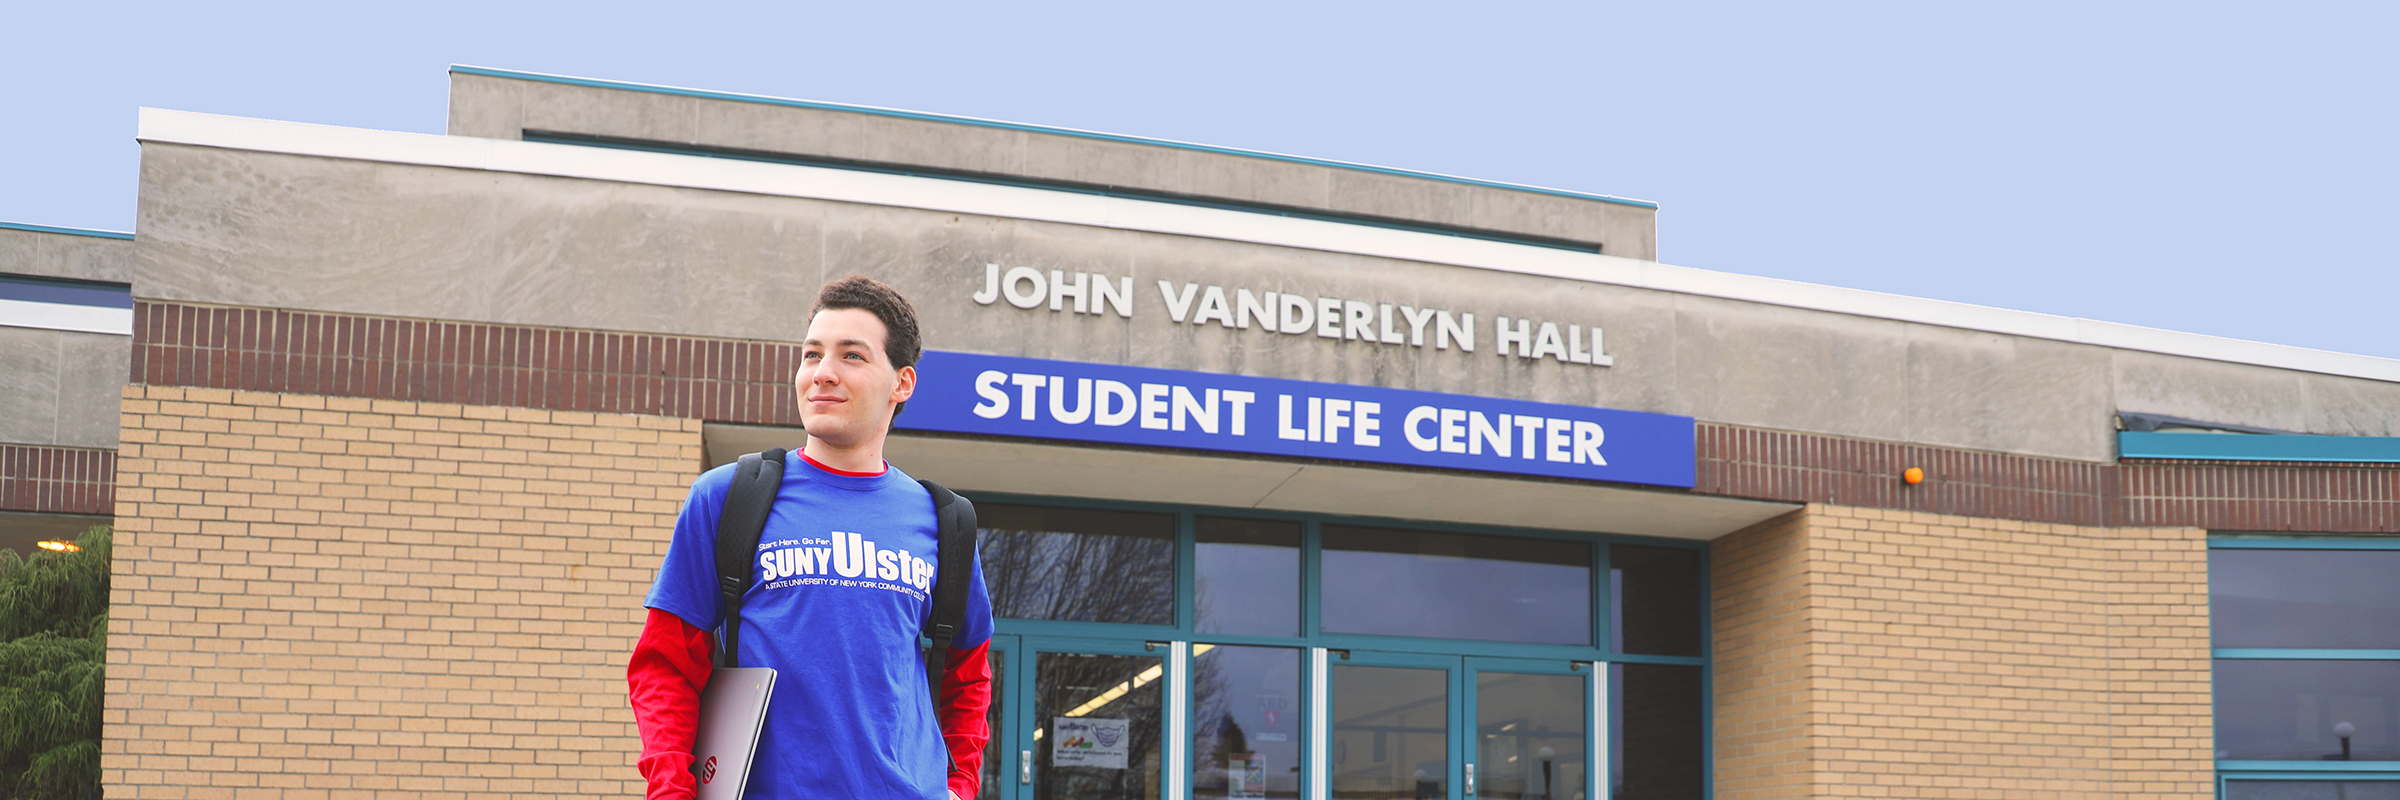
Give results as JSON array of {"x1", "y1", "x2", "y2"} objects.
[{"x1": 897, "y1": 351, "x2": 1695, "y2": 488}]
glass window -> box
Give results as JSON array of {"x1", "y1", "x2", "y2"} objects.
[
  {"x1": 2211, "y1": 543, "x2": 2400, "y2": 798},
  {"x1": 1329, "y1": 664, "x2": 1449, "y2": 800},
  {"x1": 1611, "y1": 545, "x2": 1702, "y2": 657},
  {"x1": 1190, "y1": 645, "x2": 1301, "y2": 800},
  {"x1": 1196, "y1": 517, "x2": 1301, "y2": 637},
  {"x1": 2211, "y1": 548, "x2": 2400, "y2": 649},
  {"x1": 1476, "y1": 671, "x2": 1587, "y2": 800},
  {"x1": 2215, "y1": 659, "x2": 2400, "y2": 761},
  {"x1": 1036, "y1": 651, "x2": 1165, "y2": 800},
  {"x1": 978, "y1": 649, "x2": 1007, "y2": 800},
  {"x1": 1612, "y1": 663, "x2": 1702, "y2": 800},
  {"x1": 982, "y1": 504, "x2": 1175, "y2": 625},
  {"x1": 1321, "y1": 526, "x2": 1591, "y2": 645}
]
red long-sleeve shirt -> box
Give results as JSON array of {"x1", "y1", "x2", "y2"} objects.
[{"x1": 627, "y1": 607, "x2": 993, "y2": 800}]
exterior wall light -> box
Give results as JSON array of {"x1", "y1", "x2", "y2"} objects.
[{"x1": 1902, "y1": 467, "x2": 1925, "y2": 485}]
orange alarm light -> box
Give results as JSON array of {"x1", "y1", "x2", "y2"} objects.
[{"x1": 1902, "y1": 467, "x2": 1925, "y2": 485}]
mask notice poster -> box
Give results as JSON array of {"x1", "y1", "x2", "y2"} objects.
[{"x1": 1052, "y1": 718, "x2": 1130, "y2": 769}]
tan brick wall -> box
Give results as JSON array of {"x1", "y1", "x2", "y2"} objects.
[
  {"x1": 1711, "y1": 510, "x2": 1819, "y2": 799},
  {"x1": 2102, "y1": 526, "x2": 2215, "y2": 796},
  {"x1": 104, "y1": 385, "x2": 701, "y2": 799},
  {"x1": 1710, "y1": 504, "x2": 2214, "y2": 800}
]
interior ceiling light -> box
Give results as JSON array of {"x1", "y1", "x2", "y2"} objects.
[
  {"x1": 37, "y1": 541, "x2": 81, "y2": 552},
  {"x1": 1063, "y1": 645, "x2": 1217, "y2": 719}
]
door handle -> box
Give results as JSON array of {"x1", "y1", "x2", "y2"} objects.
[
  {"x1": 1464, "y1": 762, "x2": 1476, "y2": 795},
  {"x1": 1020, "y1": 749, "x2": 1032, "y2": 785}
]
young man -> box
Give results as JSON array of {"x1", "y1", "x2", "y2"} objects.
[{"x1": 628, "y1": 275, "x2": 995, "y2": 800}]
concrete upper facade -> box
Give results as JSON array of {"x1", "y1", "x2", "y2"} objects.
[
  {"x1": 446, "y1": 68, "x2": 1660, "y2": 261},
  {"x1": 1, "y1": 225, "x2": 133, "y2": 450},
  {"x1": 126, "y1": 99, "x2": 2400, "y2": 467},
  {"x1": 1, "y1": 223, "x2": 134, "y2": 284}
]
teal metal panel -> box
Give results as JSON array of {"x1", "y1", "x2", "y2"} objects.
[
  {"x1": 2120, "y1": 431, "x2": 2400, "y2": 463},
  {"x1": 2218, "y1": 761, "x2": 2400, "y2": 773},
  {"x1": 2213, "y1": 649, "x2": 2400, "y2": 660},
  {"x1": 2208, "y1": 538, "x2": 2400, "y2": 550}
]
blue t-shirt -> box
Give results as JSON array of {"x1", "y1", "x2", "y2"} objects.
[{"x1": 646, "y1": 457, "x2": 994, "y2": 800}]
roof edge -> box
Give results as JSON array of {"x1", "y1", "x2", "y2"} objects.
[
  {"x1": 447, "y1": 65, "x2": 1661, "y2": 211},
  {"x1": 0, "y1": 221, "x2": 134, "y2": 240}
]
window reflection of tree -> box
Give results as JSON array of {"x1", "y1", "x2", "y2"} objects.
[
  {"x1": 1193, "y1": 646, "x2": 1301, "y2": 800},
  {"x1": 976, "y1": 651, "x2": 1006, "y2": 800},
  {"x1": 1037, "y1": 653, "x2": 1164, "y2": 800},
  {"x1": 1194, "y1": 518, "x2": 1302, "y2": 637},
  {"x1": 1191, "y1": 647, "x2": 1234, "y2": 799},
  {"x1": 981, "y1": 505, "x2": 1175, "y2": 625}
]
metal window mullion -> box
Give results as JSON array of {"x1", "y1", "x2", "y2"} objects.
[
  {"x1": 1168, "y1": 640, "x2": 1189, "y2": 800},
  {"x1": 1309, "y1": 646, "x2": 1330, "y2": 800},
  {"x1": 1456, "y1": 661, "x2": 1473, "y2": 799},
  {"x1": 1591, "y1": 663, "x2": 1610, "y2": 800}
]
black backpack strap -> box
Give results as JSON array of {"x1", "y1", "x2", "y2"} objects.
[
  {"x1": 713, "y1": 448, "x2": 787, "y2": 668},
  {"x1": 918, "y1": 479, "x2": 979, "y2": 699}
]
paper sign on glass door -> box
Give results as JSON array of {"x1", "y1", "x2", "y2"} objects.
[{"x1": 1052, "y1": 717, "x2": 1129, "y2": 769}]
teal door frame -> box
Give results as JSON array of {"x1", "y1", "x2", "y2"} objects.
[
  {"x1": 986, "y1": 633, "x2": 1020, "y2": 800},
  {"x1": 1332, "y1": 649, "x2": 1466, "y2": 800},
  {"x1": 993, "y1": 633, "x2": 1184, "y2": 800},
  {"x1": 969, "y1": 492, "x2": 1710, "y2": 799},
  {"x1": 1326, "y1": 651, "x2": 1598, "y2": 800},
  {"x1": 1462, "y1": 657, "x2": 1595, "y2": 800}
]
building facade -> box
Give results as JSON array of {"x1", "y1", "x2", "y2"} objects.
[{"x1": 3, "y1": 67, "x2": 2397, "y2": 800}]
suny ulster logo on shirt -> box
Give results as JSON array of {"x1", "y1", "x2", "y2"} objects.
[{"x1": 754, "y1": 530, "x2": 937, "y2": 600}]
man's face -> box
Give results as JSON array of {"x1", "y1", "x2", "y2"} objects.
[{"x1": 796, "y1": 308, "x2": 916, "y2": 448}]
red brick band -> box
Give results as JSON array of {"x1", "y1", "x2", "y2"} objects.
[
  {"x1": 1698, "y1": 424, "x2": 2400, "y2": 531},
  {"x1": 0, "y1": 444, "x2": 115, "y2": 516},
  {"x1": 134, "y1": 301, "x2": 2400, "y2": 532},
  {"x1": 131, "y1": 301, "x2": 798, "y2": 426}
]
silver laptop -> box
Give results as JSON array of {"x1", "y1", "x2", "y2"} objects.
[{"x1": 692, "y1": 667, "x2": 776, "y2": 800}]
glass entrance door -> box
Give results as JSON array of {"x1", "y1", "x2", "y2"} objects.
[
  {"x1": 1465, "y1": 659, "x2": 1591, "y2": 800},
  {"x1": 985, "y1": 636, "x2": 1174, "y2": 800},
  {"x1": 1329, "y1": 652, "x2": 1455, "y2": 800},
  {"x1": 1328, "y1": 653, "x2": 1594, "y2": 800}
]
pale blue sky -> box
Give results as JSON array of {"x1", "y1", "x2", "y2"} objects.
[{"x1": 7, "y1": 2, "x2": 2394, "y2": 359}]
